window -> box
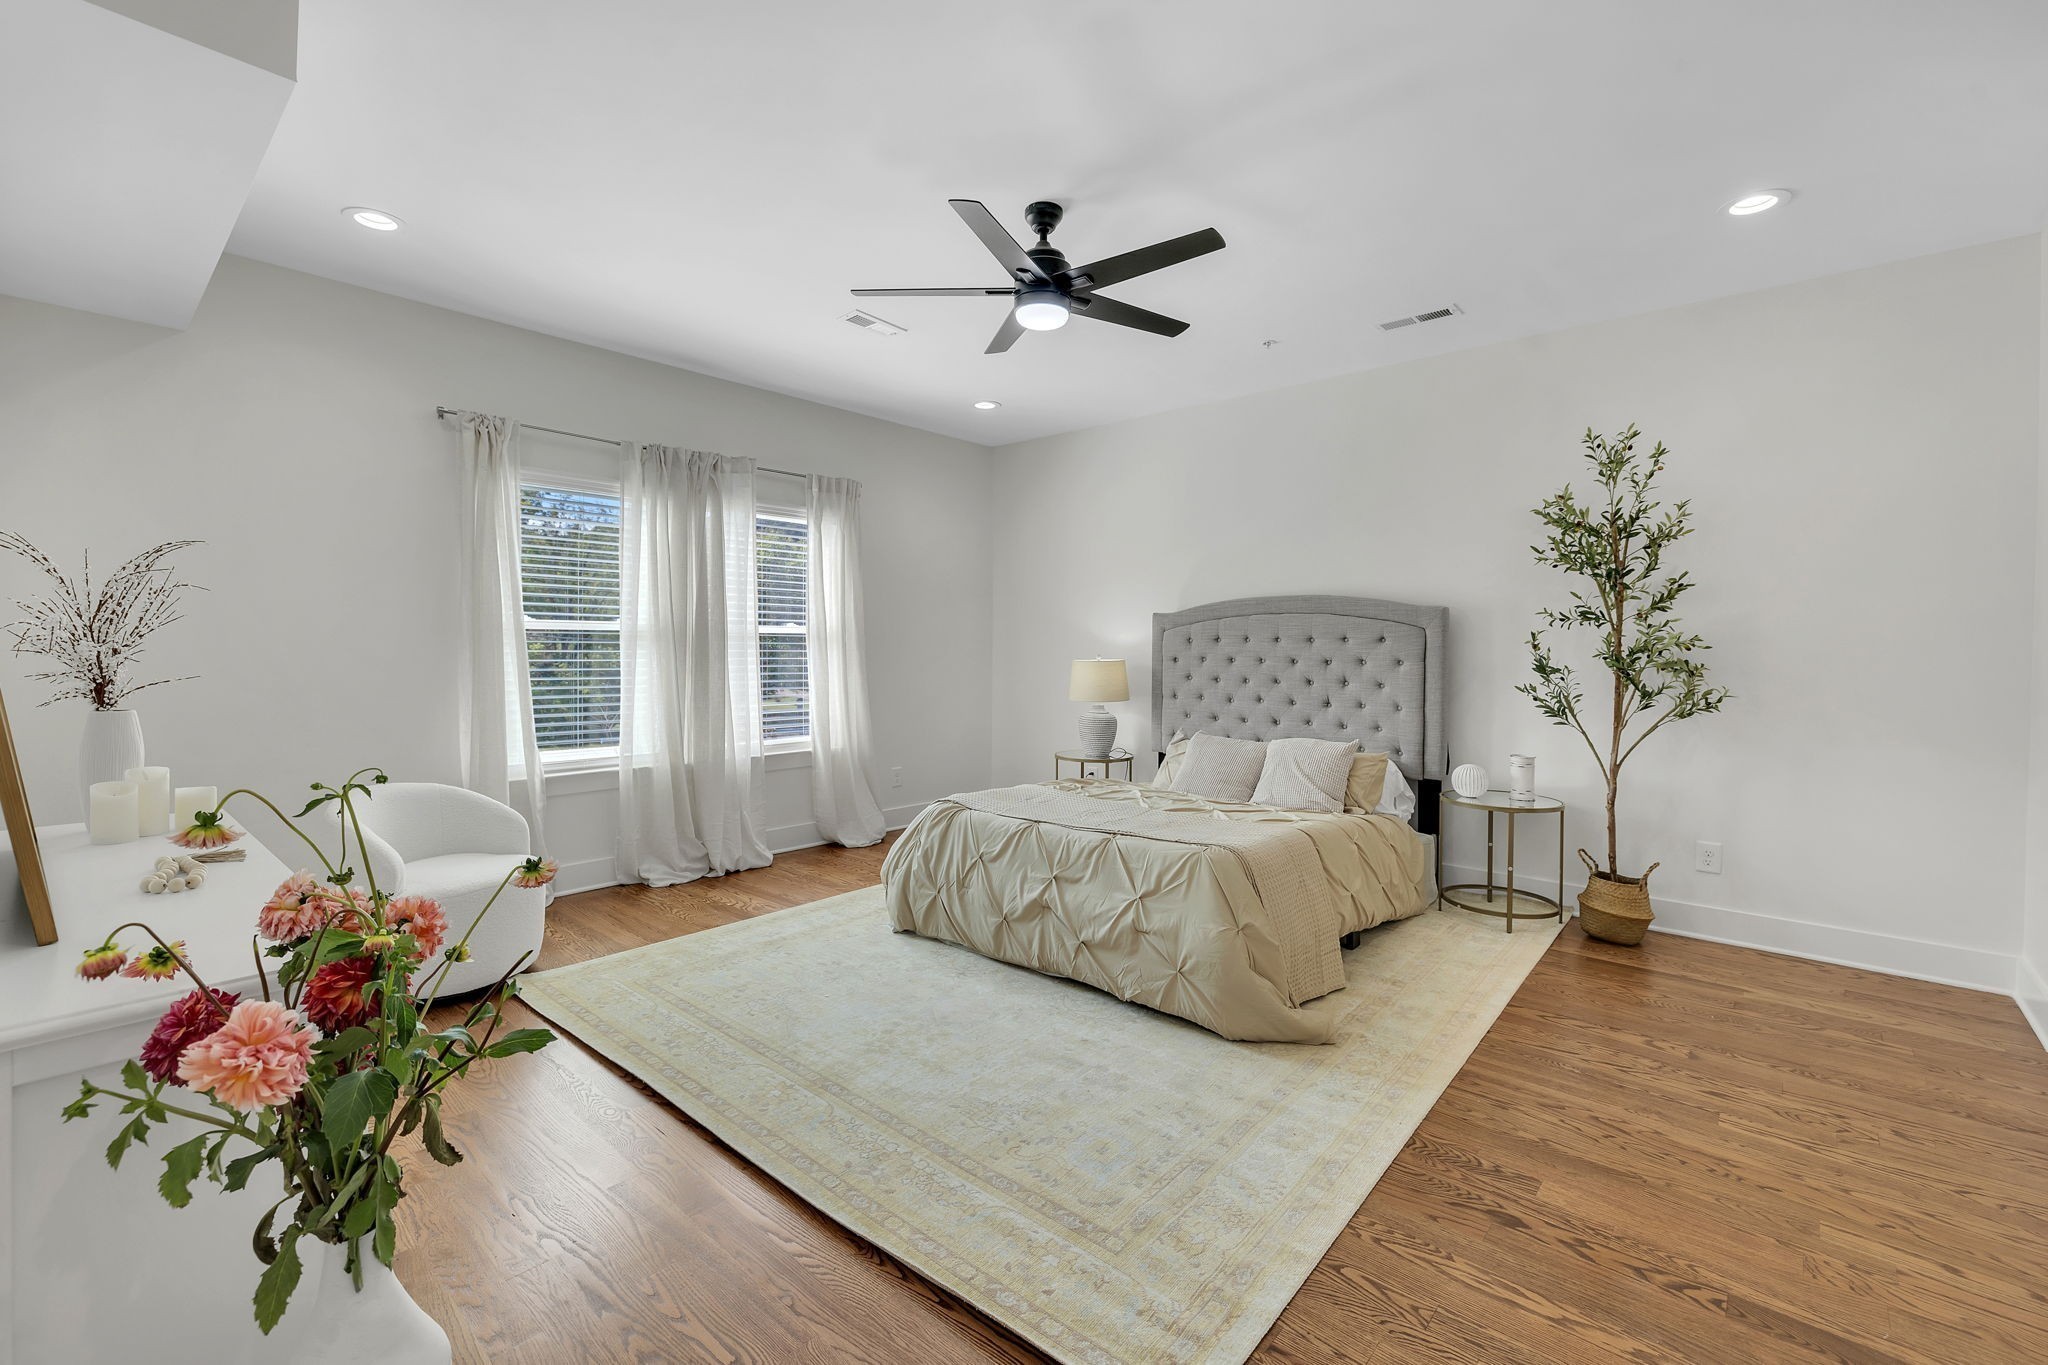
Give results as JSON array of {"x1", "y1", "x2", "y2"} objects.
[
  {"x1": 516, "y1": 483, "x2": 808, "y2": 763},
  {"x1": 757, "y1": 510, "x2": 809, "y2": 745},
  {"x1": 519, "y1": 482, "x2": 622, "y2": 757}
]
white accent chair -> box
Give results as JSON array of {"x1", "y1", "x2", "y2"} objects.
[{"x1": 324, "y1": 783, "x2": 546, "y2": 996}]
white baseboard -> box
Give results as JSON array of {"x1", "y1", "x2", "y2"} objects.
[
  {"x1": 1439, "y1": 858, "x2": 2019, "y2": 996},
  {"x1": 552, "y1": 855, "x2": 621, "y2": 898},
  {"x1": 2018, "y1": 957, "x2": 2048, "y2": 1052}
]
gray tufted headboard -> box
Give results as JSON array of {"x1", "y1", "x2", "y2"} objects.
[{"x1": 1151, "y1": 595, "x2": 1448, "y2": 783}]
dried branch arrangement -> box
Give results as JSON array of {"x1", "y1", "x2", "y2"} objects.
[{"x1": 0, "y1": 532, "x2": 204, "y2": 710}]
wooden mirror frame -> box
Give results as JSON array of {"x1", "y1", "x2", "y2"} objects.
[{"x1": 0, "y1": 684, "x2": 56, "y2": 945}]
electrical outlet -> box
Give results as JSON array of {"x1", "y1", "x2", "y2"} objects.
[
  {"x1": 1696, "y1": 841, "x2": 1722, "y2": 874},
  {"x1": 889, "y1": 766, "x2": 903, "y2": 789}
]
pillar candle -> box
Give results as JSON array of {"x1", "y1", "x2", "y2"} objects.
[
  {"x1": 173, "y1": 785, "x2": 217, "y2": 830},
  {"x1": 89, "y1": 781, "x2": 140, "y2": 845},
  {"x1": 126, "y1": 766, "x2": 173, "y2": 834}
]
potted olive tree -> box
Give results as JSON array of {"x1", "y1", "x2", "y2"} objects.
[{"x1": 1516, "y1": 426, "x2": 1730, "y2": 945}]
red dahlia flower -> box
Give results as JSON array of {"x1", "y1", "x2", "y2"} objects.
[{"x1": 141, "y1": 987, "x2": 240, "y2": 1084}]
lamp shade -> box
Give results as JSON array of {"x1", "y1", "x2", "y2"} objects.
[{"x1": 1068, "y1": 658, "x2": 1129, "y2": 703}]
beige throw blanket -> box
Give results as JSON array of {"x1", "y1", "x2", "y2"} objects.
[{"x1": 884, "y1": 779, "x2": 1428, "y2": 1043}]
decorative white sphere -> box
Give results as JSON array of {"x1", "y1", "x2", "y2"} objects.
[{"x1": 1451, "y1": 763, "x2": 1489, "y2": 799}]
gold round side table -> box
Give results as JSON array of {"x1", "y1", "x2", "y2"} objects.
[
  {"x1": 1436, "y1": 789, "x2": 1566, "y2": 933},
  {"x1": 1054, "y1": 749, "x2": 1134, "y2": 781}
]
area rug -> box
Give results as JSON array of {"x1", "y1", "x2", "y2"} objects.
[{"x1": 520, "y1": 887, "x2": 1557, "y2": 1365}]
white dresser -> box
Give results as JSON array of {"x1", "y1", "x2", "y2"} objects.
[{"x1": 1, "y1": 823, "x2": 298, "y2": 1364}]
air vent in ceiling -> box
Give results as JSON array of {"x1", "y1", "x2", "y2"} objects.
[
  {"x1": 1379, "y1": 303, "x2": 1463, "y2": 332},
  {"x1": 841, "y1": 309, "x2": 907, "y2": 336}
]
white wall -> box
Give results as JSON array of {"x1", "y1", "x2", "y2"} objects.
[
  {"x1": 991, "y1": 237, "x2": 2042, "y2": 992},
  {"x1": 0, "y1": 256, "x2": 993, "y2": 890},
  {"x1": 2023, "y1": 229, "x2": 2048, "y2": 1043}
]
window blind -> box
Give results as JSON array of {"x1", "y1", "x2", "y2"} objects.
[
  {"x1": 757, "y1": 511, "x2": 809, "y2": 742},
  {"x1": 519, "y1": 484, "x2": 622, "y2": 752}
]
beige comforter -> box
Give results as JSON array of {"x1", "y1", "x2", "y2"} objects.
[{"x1": 881, "y1": 779, "x2": 1431, "y2": 1043}]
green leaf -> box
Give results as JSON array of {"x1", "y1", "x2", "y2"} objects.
[
  {"x1": 341, "y1": 1189, "x2": 380, "y2": 1240},
  {"x1": 321, "y1": 1068, "x2": 399, "y2": 1147},
  {"x1": 421, "y1": 1097, "x2": 464, "y2": 1167},
  {"x1": 105, "y1": 1115, "x2": 149, "y2": 1169},
  {"x1": 254, "y1": 1227, "x2": 303, "y2": 1334},
  {"x1": 373, "y1": 1209, "x2": 396, "y2": 1267},
  {"x1": 481, "y1": 1028, "x2": 555, "y2": 1059},
  {"x1": 313, "y1": 1026, "x2": 378, "y2": 1059},
  {"x1": 222, "y1": 1146, "x2": 276, "y2": 1193},
  {"x1": 62, "y1": 1080, "x2": 96, "y2": 1121},
  {"x1": 157, "y1": 1133, "x2": 208, "y2": 1208},
  {"x1": 252, "y1": 1199, "x2": 283, "y2": 1265},
  {"x1": 120, "y1": 1059, "x2": 149, "y2": 1092}
]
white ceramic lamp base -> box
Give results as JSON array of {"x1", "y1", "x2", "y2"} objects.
[{"x1": 1077, "y1": 706, "x2": 1118, "y2": 760}]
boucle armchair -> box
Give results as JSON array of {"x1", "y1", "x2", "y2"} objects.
[{"x1": 321, "y1": 782, "x2": 547, "y2": 996}]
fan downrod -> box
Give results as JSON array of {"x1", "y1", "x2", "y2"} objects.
[{"x1": 1024, "y1": 201, "x2": 1064, "y2": 242}]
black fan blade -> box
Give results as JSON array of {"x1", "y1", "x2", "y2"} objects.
[
  {"x1": 950, "y1": 200, "x2": 1049, "y2": 282},
  {"x1": 851, "y1": 287, "x2": 1015, "y2": 297},
  {"x1": 985, "y1": 309, "x2": 1026, "y2": 354},
  {"x1": 1065, "y1": 228, "x2": 1225, "y2": 291},
  {"x1": 1069, "y1": 293, "x2": 1189, "y2": 338}
]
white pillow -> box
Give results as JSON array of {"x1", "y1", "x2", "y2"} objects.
[
  {"x1": 1174, "y1": 732, "x2": 1265, "y2": 803},
  {"x1": 1376, "y1": 761, "x2": 1418, "y2": 822},
  {"x1": 1153, "y1": 731, "x2": 1191, "y2": 789},
  {"x1": 1250, "y1": 737, "x2": 1357, "y2": 812}
]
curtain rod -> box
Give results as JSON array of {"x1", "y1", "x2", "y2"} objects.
[{"x1": 433, "y1": 407, "x2": 805, "y2": 480}]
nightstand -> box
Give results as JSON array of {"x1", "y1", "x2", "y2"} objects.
[
  {"x1": 1436, "y1": 789, "x2": 1566, "y2": 933},
  {"x1": 1054, "y1": 749, "x2": 1134, "y2": 781}
]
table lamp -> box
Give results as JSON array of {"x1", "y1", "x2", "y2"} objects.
[{"x1": 1069, "y1": 658, "x2": 1129, "y2": 759}]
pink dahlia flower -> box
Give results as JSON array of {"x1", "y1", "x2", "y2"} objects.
[
  {"x1": 257, "y1": 875, "x2": 371, "y2": 942},
  {"x1": 169, "y1": 810, "x2": 242, "y2": 850},
  {"x1": 76, "y1": 941, "x2": 129, "y2": 981},
  {"x1": 141, "y1": 987, "x2": 240, "y2": 1084},
  {"x1": 121, "y1": 940, "x2": 190, "y2": 982},
  {"x1": 512, "y1": 857, "x2": 558, "y2": 889},
  {"x1": 387, "y1": 895, "x2": 447, "y2": 959},
  {"x1": 176, "y1": 1000, "x2": 316, "y2": 1111}
]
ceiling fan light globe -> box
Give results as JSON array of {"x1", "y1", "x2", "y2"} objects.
[{"x1": 1014, "y1": 289, "x2": 1070, "y2": 331}]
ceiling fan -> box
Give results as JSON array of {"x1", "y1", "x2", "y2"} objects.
[{"x1": 852, "y1": 200, "x2": 1225, "y2": 354}]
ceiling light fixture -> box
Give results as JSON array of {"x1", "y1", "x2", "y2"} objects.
[
  {"x1": 1726, "y1": 190, "x2": 1790, "y2": 216},
  {"x1": 1012, "y1": 285, "x2": 1070, "y2": 331},
  {"x1": 342, "y1": 206, "x2": 403, "y2": 232},
  {"x1": 973, "y1": 400, "x2": 1002, "y2": 410}
]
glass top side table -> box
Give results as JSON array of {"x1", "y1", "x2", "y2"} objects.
[
  {"x1": 1436, "y1": 788, "x2": 1566, "y2": 933},
  {"x1": 1054, "y1": 749, "x2": 1134, "y2": 781}
]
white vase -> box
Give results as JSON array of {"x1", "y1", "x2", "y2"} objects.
[
  {"x1": 255, "y1": 1242, "x2": 451, "y2": 1365},
  {"x1": 78, "y1": 708, "x2": 145, "y2": 812},
  {"x1": 1450, "y1": 763, "x2": 1489, "y2": 799}
]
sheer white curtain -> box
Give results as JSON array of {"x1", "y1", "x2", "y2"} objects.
[
  {"x1": 455, "y1": 412, "x2": 549, "y2": 863},
  {"x1": 617, "y1": 444, "x2": 773, "y2": 885},
  {"x1": 805, "y1": 476, "x2": 886, "y2": 847}
]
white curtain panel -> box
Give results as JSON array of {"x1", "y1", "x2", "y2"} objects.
[
  {"x1": 805, "y1": 476, "x2": 887, "y2": 847},
  {"x1": 617, "y1": 444, "x2": 773, "y2": 885},
  {"x1": 454, "y1": 412, "x2": 550, "y2": 867}
]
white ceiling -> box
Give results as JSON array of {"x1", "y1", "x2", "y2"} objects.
[{"x1": 225, "y1": 0, "x2": 2048, "y2": 445}]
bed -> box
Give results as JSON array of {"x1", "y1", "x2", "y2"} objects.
[{"x1": 881, "y1": 595, "x2": 1447, "y2": 1043}]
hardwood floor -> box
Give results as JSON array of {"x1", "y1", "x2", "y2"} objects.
[{"x1": 397, "y1": 839, "x2": 2048, "y2": 1363}]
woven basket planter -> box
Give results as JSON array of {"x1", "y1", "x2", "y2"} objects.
[{"x1": 1576, "y1": 854, "x2": 1658, "y2": 946}]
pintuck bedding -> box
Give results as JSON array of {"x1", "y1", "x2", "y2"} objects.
[{"x1": 881, "y1": 778, "x2": 1431, "y2": 1043}]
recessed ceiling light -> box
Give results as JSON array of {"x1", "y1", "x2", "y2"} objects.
[
  {"x1": 342, "y1": 206, "x2": 403, "y2": 232},
  {"x1": 973, "y1": 400, "x2": 1001, "y2": 410},
  {"x1": 1726, "y1": 190, "x2": 1790, "y2": 216}
]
